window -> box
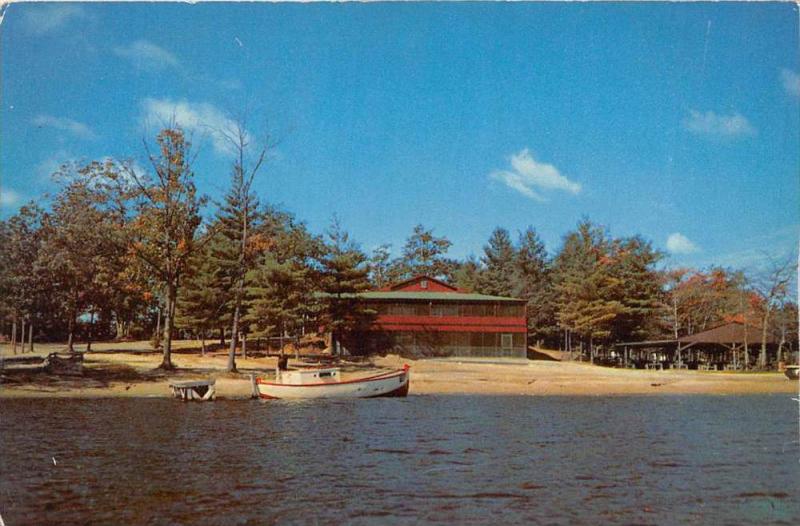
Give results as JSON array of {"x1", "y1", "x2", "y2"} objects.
[
  {"x1": 501, "y1": 334, "x2": 513, "y2": 349},
  {"x1": 420, "y1": 279, "x2": 428, "y2": 289},
  {"x1": 431, "y1": 303, "x2": 459, "y2": 317}
]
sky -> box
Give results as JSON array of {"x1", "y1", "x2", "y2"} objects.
[{"x1": 1, "y1": 2, "x2": 799, "y2": 273}]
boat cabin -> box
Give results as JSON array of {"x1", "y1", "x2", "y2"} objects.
[{"x1": 278, "y1": 367, "x2": 341, "y2": 384}]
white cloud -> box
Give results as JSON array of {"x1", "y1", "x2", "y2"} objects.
[
  {"x1": 21, "y1": 4, "x2": 85, "y2": 35},
  {"x1": 32, "y1": 114, "x2": 96, "y2": 140},
  {"x1": 0, "y1": 188, "x2": 20, "y2": 207},
  {"x1": 113, "y1": 40, "x2": 179, "y2": 71},
  {"x1": 489, "y1": 149, "x2": 580, "y2": 201},
  {"x1": 140, "y1": 98, "x2": 240, "y2": 156},
  {"x1": 781, "y1": 69, "x2": 800, "y2": 97},
  {"x1": 683, "y1": 110, "x2": 755, "y2": 138},
  {"x1": 666, "y1": 233, "x2": 699, "y2": 255}
]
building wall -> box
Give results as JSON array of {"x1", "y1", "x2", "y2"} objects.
[{"x1": 362, "y1": 300, "x2": 527, "y2": 358}]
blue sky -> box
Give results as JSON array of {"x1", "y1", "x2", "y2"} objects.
[{"x1": 1, "y1": 2, "x2": 798, "y2": 272}]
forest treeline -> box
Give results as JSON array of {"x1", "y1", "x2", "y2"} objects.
[{"x1": 1, "y1": 125, "x2": 797, "y2": 370}]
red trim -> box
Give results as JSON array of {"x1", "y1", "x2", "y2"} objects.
[
  {"x1": 256, "y1": 367, "x2": 408, "y2": 388},
  {"x1": 382, "y1": 275, "x2": 462, "y2": 293},
  {"x1": 375, "y1": 325, "x2": 527, "y2": 333}
]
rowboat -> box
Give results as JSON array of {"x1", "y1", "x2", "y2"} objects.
[
  {"x1": 784, "y1": 365, "x2": 799, "y2": 380},
  {"x1": 256, "y1": 363, "x2": 410, "y2": 400}
]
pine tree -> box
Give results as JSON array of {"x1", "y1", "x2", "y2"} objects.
[
  {"x1": 244, "y1": 215, "x2": 320, "y2": 346},
  {"x1": 316, "y1": 219, "x2": 374, "y2": 355},
  {"x1": 367, "y1": 244, "x2": 392, "y2": 288},
  {"x1": 515, "y1": 227, "x2": 555, "y2": 343},
  {"x1": 478, "y1": 227, "x2": 517, "y2": 297},
  {"x1": 391, "y1": 224, "x2": 455, "y2": 281},
  {"x1": 452, "y1": 256, "x2": 483, "y2": 292},
  {"x1": 176, "y1": 234, "x2": 229, "y2": 353}
]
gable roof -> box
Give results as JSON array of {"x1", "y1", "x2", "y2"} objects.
[
  {"x1": 382, "y1": 275, "x2": 462, "y2": 292},
  {"x1": 358, "y1": 290, "x2": 525, "y2": 303},
  {"x1": 678, "y1": 321, "x2": 776, "y2": 345}
]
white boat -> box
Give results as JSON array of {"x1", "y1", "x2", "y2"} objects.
[
  {"x1": 784, "y1": 365, "x2": 799, "y2": 380},
  {"x1": 256, "y1": 364, "x2": 410, "y2": 400}
]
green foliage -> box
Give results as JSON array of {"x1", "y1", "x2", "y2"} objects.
[
  {"x1": 390, "y1": 224, "x2": 456, "y2": 282},
  {"x1": 478, "y1": 227, "x2": 517, "y2": 297},
  {"x1": 244, "y1": 213, "x2": 321, "y2": 339},
  {"x1": 315, "y1": 219, "x2": 375, "y2": 353}
]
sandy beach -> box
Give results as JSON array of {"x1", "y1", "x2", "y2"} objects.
[{"x1": 1, "y1": 341, "x2": 796, "y2": 399}]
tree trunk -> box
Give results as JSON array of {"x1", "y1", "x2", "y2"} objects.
[
  {"x1": 227, "y1": 299, "x2": 241, "y2": 372},
  {"x1": 11, "y1": 319, "x2": 17, "y2": 355},
  {"x1": 86, "y1": 311, "x2": 95, "y2": 353},
  {"x1": 760, "y1": 311, "x2": 770, "y2": 369},
  {"x1": 160, "y1": 284, "x2": 176, "y2": 369},
  {"x1": 200, "y1": 333, "x2": 206, "y2": 356},
  {"x1": 19, "y1": 318, "x2": 25, "y2": 354},
  {"x1": 220, "y1": 327, "x2": 225, "y2": 346},
  {"x1": 242, "y1": 333, "x2": 247, "y2": 360},
  {"x1": 67, "y1": 313, "x2": 75, "y2": 352},
  {"x1": 28, "y1": 322, "x2": 33, "y2": 353},
  {"x1": 673, "y1": 297, "x2": 679, "y2": 339},
  {"x1": 155, "y1": 307, "x2": 162, "y2": 348}
]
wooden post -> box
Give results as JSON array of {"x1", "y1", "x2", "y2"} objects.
[
  {"x1": 250, "y1": 373, "x2": 259, "y2": 399},
  {"x1": 19, "y1": 318, "x2": 25, "y2": 354},
  {"x1": 28, "y1": 323, "x2": 33, "y2": 353}
]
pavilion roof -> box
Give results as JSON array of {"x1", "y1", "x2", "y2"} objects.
[{"x1": 677, "y1": 322, "x2": 776, "y2": 345}]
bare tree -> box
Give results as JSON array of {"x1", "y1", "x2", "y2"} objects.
[
  {"x1": 215, "y1": 115, "x2": 272, "y2": 372},
  {"x1": 752, "y1": 256, "x2": 794, "y2": 368}
]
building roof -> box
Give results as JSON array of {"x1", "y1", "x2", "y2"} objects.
[
  {"x1": 677, "y1": 321, "x2": 775, "y2": 345},
  {"x1": 382, "y1": 275, "x2": 462, "y2": 292},
  {"x1": 358, "y1": 290, "x2": 525, "y2": 303}
]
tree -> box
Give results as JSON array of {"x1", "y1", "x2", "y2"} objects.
[
  {"x1": 478, "y1": 227, "x2": 517, "y2": 297},
  {"x1": 392, "y1": 224, "x2": 455, "y2": 281},
  {"x1": 605, "y1": 235, "x2": 664, "y2": 342},
  {"x1": 551, "y1": 220, "x2": 623, "y2": 359},
  {"x1": 175, "y1": 233, "x2": 229, "y2": 354},
  {"x1": 515, "y1": 227, "x2": 555, "y2": 343},
  {"x1": 316, "y1": 218, "x2": 374, "y2": 355},
  {"x1": 212, "y1": 117, "x2": 271, "y2": 372},
  {"x1": 367, "y1": 244, "x2": 393, "y2": 288},
  {"x1": 752, "y1": 257, "x2": 794, "y2": 368},
  {"x1": 37, "y1": 172, "x2": 118, "y2": 351},
  {"x1": 123, "y1": 127, "x2": 206, "y2": 369},
  {"x1": 244, "y1": 212, "x2": 320, "y2": 347},
  {"x1": 452, "y1": 256, "x2": 483, "y2": 292},
  {"x1": 0, "y1": 205, "x2": 47, "y2": 353}
]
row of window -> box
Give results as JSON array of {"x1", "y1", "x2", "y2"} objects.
[
  {"x1": 393, "y1": 331, "x2": 525, "y2": 349},
  {"x1": 372, "y1": 302, "x2": 524, "y2": 318}
]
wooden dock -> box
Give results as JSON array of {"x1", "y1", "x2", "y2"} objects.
[{"x1": 170, "y1": 380, "x2": 216, "y2": 401}]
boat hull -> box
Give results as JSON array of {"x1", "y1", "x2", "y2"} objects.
[
  {"x1": 784, "y1": 366, "x2": 799, "y2": 380},
  {"x1": 257, "y1": 368, "x2": 410, "y2": 400}
]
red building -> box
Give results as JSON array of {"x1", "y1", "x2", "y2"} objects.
[{"x1": 358, "y1": 276, "x2": 527, "y2": 358}]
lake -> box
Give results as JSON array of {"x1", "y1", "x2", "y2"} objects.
[{"x1": 1, "y1": 395, "x2": 798, "y2": 525}]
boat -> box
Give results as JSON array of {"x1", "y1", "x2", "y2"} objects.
[
  {"x1": 784, "y1": 365, "x2": 799, "y2": 380},
  {"x1": 256, "y1": 363, "x2": 410, "y2": 400}
]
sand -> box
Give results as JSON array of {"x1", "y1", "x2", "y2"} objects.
[{"x1": 1, "y1": 341, "x2": 797, "y2": 399}]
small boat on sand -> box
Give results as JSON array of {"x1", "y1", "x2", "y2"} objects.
[
  {"x1": 784, "y1": 365, "x2": 799, "y2": 380},
  {"x1": 256, "y1": 362, "x2": 410, "y2": 400}
]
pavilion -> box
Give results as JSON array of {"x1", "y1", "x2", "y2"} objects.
[{"x1": 613, "y1": 321, "x2": 779, "y2": 370}]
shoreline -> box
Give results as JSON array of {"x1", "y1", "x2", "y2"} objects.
[{"x1": 2, "y1": 342, "x2": 797, "y2": 399}]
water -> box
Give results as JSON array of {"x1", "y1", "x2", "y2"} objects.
[{"x1": 1, "y1": 395, "x2": 798, "y2": 525}]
